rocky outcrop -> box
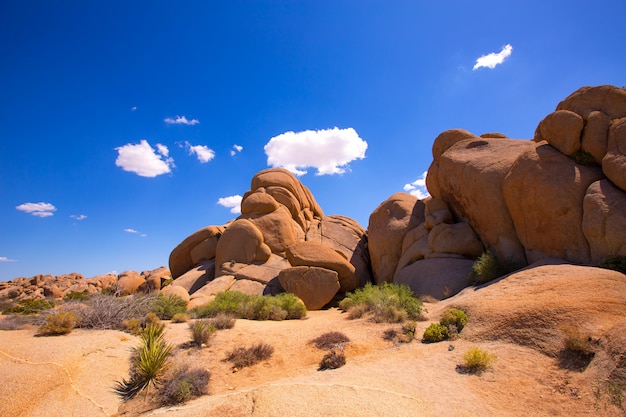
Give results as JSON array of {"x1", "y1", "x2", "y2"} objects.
[{"x1": 167, "y1": 168, "x2": 369, "y2": 309}]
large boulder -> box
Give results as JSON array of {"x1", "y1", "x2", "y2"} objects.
[
  {"x1": 286, "y1": 241, "x2": 358, "y2": 292},
  {"x1": 534, "y1": 110, "x2": 584, "y2": 155},
  {"x1": 503, "y1": 143, "x2": 604, "y2": 264},
  {"x1": 583, "y1": 179, "x2": 626, "y2": 264},
  {"x1": 169, "y1": 225, "x2": 224, "y2": 279},
  {"x1": 170, "y1": 260, "x2": 214, "y2": 295},
  {"x1": 278, "y1": 266, "x2": 340, "y2": 310},
  {"x1": 427, "y1": 222, "x2": 483, "y2": 258},
  {"x1": 433, "y1": 136, "x2": 534, "y2": 264},
  {"x1": 160, "y1": 284, "x2": 190, "y2": 303},
  {"x1": 395, "y1": 258, "x2": 475, "y2": 300},
  {"x1": 556, "y1": 85, "x2": 626, "y2": 120},
  {"x1": 581, "y1": 110, "x2": 611, "y2": 164},
  {"x1": 368, "y1": 193, "x2": 424, "y2": 284},
  {"x1": 214, "y1": 219, "x2": 271, "y2": 276}
]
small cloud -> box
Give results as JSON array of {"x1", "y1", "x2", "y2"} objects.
[
  {"x1": 131, "y1": 106, "x2": 137, "y2": 111},
  {"x1": 0, "y1": 257, "x2": 16, "y2": 262},
  {"x1": 185, "y1": 141, "x2": 215, "y2": 163},
  {"x1": 403, "y1": 171, "x2": 430, "y2": 200},
  {"x1": 124, "y1": 228, "x2": 147, "y2": 237},
  {"x1": 217, "y1": 195, "x2": 242, "y2": 214},
  {"x1": 16, "y1": 202, "x2": 57, "y2": 217},
  {"x1": 70, "y1": 214, "x2": 87, "y2": 221},
  {"x1": 164, "y1": 115, "x2": 199, "y2": 125},
  {"x1": 230, "y1": 144, "x2": 243, "y2": 156},
  {"x1": 264, "y1": 127, "x2": 367, "y2": 176},
  {"x1": 473, "y1": 44, "x2": 513, "y2": 70},
  {"x1": 115, "y1": 140, "x2": 175, "y2": 177}
]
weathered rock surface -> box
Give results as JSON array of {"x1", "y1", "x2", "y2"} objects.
[
  {"x1": 169, "y1": 226, "x2": 224, "y2": 279},
  {"x1": 534, "y1": 109, "x2": 584, "y2": 155},
  {"x1": 603, "y1": 117, "x2": 626, "y2": 191},
  {"x1": 395, "y1": 257, "x2": 475, "y2": 300}
]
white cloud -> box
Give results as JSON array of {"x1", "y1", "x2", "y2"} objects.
[
  {"x1": 115, "y1": 140, "x2": 175, "y2": 177},
  {"x1": 264, "y1": 127, "x2": 367, "y2": 176},
  {"x1": 0, "y1": 257, "x2": 16, "y2": 262},
  {"x1": 403, "y1": 171, "x2": 430, "y2": 200},
  {"x1": 124, "y1": 228, "x2": 147, "y2": 237},
  {"x1": 131, "y1": 106, "x2": 137, "y2": 111},
  {"x1": 185, "y1": 141, "x2": 215, "y2": 163},
  {"x1": 230, "y1": 144, "x2": 243, "y2": 156},
  {"x1": 16, "y1": 202, "x2": 57, "y2": 217},
  {"x1": 70, "y1": 214, "x2": 87, "y2": 221},
  {"x1": 217, "y1": 195, "x2": 242, "y2": 214},
  {"x1": 164, "y1": 115, "x2": 199, "y2": 125},
  {"x1": 473, "y1": 44, "x2": 513, "y2": 70}
]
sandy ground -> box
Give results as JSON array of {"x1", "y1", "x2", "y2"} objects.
[{"x1": 1, "y1": 265, "x2": 625, "y2": 417}]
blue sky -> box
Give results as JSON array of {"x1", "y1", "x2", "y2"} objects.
[{"x1": 1, "y1": 0, "x2": 624, "y2": 280}]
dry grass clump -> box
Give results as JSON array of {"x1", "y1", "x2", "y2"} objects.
[
  {"x1": 36, "y1": 311, "x2": 77, "y2": 336},
  {"x1": 171, "y1": 313, "x2": 190, "y2": 323},
  {"x1": 160, "y1": 366, "x2": 210, "y2": 405},
  {"x1": 562, "y1": 327, "x2": 595, "y2": 357},
  {"x1": 0, "y1": 314, "x2": 32, "y2": 330},
  {"x1": 310, "y1": 331, "x2": 351, "y2": 350},
  {"x1": 189, "y1": 320, "x2": 216, "y2": 347},
  {"x1": 224, "y1": 342, "x2": 274, "y2": 370},
  {"x1": 208, "y1": 313, "x2": 236, "y2": 330},
  {"x1": 64, "y1": 294, "x2": 153, "y2": 330},
  {"x1": 459, "y1": 347, "x2": 496, "y2": 374},
  {"x1": 318, "y1": 350, "x2": 346, "y2": 371}
]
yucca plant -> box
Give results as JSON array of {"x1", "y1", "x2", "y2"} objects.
[{"x1": 114, "y1": 323, "x2": 172, "y2": 401}]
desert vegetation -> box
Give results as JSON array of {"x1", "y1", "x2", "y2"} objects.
[
  {"x1": 36, "y1": 311, "x2": 77, "y2": 336},
  {"x1": 160, "y1": 366, "x2": 210, "y2": 405},
  {"x1": 459, "y1": 347, "x2": 496, "y2": 374},
  {"x1": 318, "y1": 350, "x2": 346, "y2": 371},
  {"x1": 422, "y1": 308, "x2": 467, "y2": 343},
  {"x1": 192, "y1": 291, "x2": 306, "y2": 321},
  {"x1": 224, "y1": 342, "x2": 275, "y2": 370},
  {"x1": 469, "y1": 251, "x2": 520, "y2": 284},
  {"x1": 188, "y1": 319, "x2": 216, "y2": 347},
  {"x1": 310, "y1": 331, "x2": 351, "y2": 350},
  {"x1": 338, "y1": 283, "x2": 424, "y2": 323}
]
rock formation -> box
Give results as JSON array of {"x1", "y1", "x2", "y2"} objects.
[{"x1": 167, "y1": 168, "x2": 371, "y2": 310}]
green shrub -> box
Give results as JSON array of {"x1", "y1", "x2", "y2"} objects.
[
  {"x1": 469, "y1": 251, "x2": 519, "y2": 284},
  {"x1": 339, "y1": 283, "x2": 424, "y2": 323},
  {"x1": 401, "y1": 321, "x2": 417, "y2": 339},
  {"x1": 310, "y1": 331, "x2": 351, "y2": 350},
  {"x1": 150, "y1": 294, "x2": 188, "y2": 320},
  {"x1": 114, "y1": 323, "x2": 172, "y2": 401},
  {"x1": 208, "y1": 313, "x2": 236, "y2": 330},
  {"x1": 422, "y1": 323, "x2": 449, "y2": 343},
  {"x1": 600, "y1": 256, "x2": 626, "y2": 274},
  {"x1": 64, "y1": 291, "x2": 89, "y2": 301},
  {"x1": 225, "y1": 342, "x2": 274, "y2": 369},
  {"x1": 192, "y1": 291, "x2": 306, "y2": 321},
  {"x1": 36, "y1": 311, "x2": 77, "y2": 336},
  {"x1": 161, "y1": 366, "x2": 210, "y2": 405},
  {"x1": 6, "y1": 298, "x2": 55, "y2": 314},
  {"x1": 461, "y1": 347, "x2": 496, "y2": 374},
  {"x1": 440, "y1": 308, "x2": 468, "y2": 332},
  {"x1": 189, "y1": 320, "x2": 216, "y2": 347},
  {"x1": 570, "y1": 149, "x2": 596, "y2": 166},
  {"x1": 318, "y1": 350, "x2": 346, "y2": 371}
]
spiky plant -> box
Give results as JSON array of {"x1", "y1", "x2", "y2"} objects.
[{"x1": 114, "y1": 323, "x2": 172, "y2": 401}]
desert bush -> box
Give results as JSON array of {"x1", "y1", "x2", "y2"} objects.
[
  {"x1": 208, "y1": 313, "x2": 236, "y2": 330},
  {"x1": 461, "y1": 347, "x2": 496, "y2": 374},
  {"x1": 318, "y1": 350, "x2": 346, "y2": 371},
  {"x1": 422, "y1": 323, "x2": 449, "y2": 343},
  {"x1": 149, "y1": 294, "x2": 188, "y2": 320},
  {"x1": 189, "y1": 320, "x2": 216, "y2": 347},
  {"x1": 161, "y1": 366, "x2": 210, "y2": 405},
  {"x1": 469, "y1": 251, "x2": 520, "y2": 284},
  {"x1": 6, "y1": 298, "x2": 55, "y2": 315},
  {"x1": 402, "y1": 321, "x2": 417, "y2": 339},
  {"x1": 601, "y1": 256, "x2": 626, "y2": 274},
  {"x1": 192, "y1": 291, "x2": 306, "y2": 321},
  {"x1": 64, "y1": 291, "x2": 90, "y2": 301},
  {"x1": 65, "y1": 294, "x2": 153, "y2": 330},
  {"x1": 562, "y1": 327, "x2": 595, "y2": 357},
  {"x1": 310, "y1": 331, "x2": 351, "y2": 350},
  {"x1": 114, "y1": 323, "x2": 172, "y2": 401},
  {"x1": 339, "y1": 283, "x2": 424, "y2": 323},
  {"x1": 36, "y1": 311, "x2": 77, "y2": 336},
  {"x1": 171, "y1": 313, "x2": 190, "y2": 323},
  {"x1": 122, "y1": 318, "x2": 143, "y2": 335},
  {"x1": 225, "y1": 342, "x2": 274, "y2": 369},
  {"x1": 440, "y1": 308, "x2": 468, "y2": 332},
  {"x1": 383, "y1": 328, "x2": 399, "y2": 341},
  {"x1": 570, "y1": 149, "x2": 596, "y2": 166}
]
